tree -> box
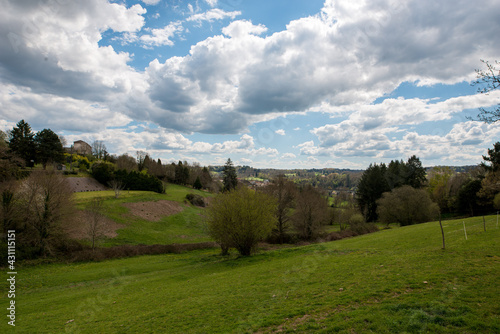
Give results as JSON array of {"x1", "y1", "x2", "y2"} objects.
[
  {"x1": 108, "y1": 179, "x2": 125, "y2": 198},
  {"x1": 470, "y1": 60, "x2": 500, "y2": 123},
  {"x1": 222, "y1": 158, "x2": 238, "y2": 192},
  {"x1": 116, "y1": 154, "x2": 138, "y2": 172},
  {"x1": 293, "y1": 185, "x2": 329, "y2": 240},
  {"x1": 456, "y1": 179, "x2": 482, "y2": 216},
  {"x1": 193, "y1": 176, "x2": 203, "y2": 190},
  {"x1": 206, "y1": 187, "x2": 276, "y2": 256},
  {"x1": 174, "y1": 161, "x2": 189, "y2": 185},
  {"x1": 136, "y1": 151, "x2": 147, "y2": 171},
  {"x1": 261, "y1": 175, "x2": 296, "y2": 243},
  {"x1": 427, "y1": 167, "x2": 455, "y2": 212},
  {"x1": 482, "y1": 142, "x2": 500, "y2": 172},
  {"x1": 84, "y1": 198, "x2": 107, "y2": 250},
  {"x1": 377, "y1": 186, "x2": 439, "y2": 226},
  {"x1": 8, "y1": 120, "x2": 36, "y2": 167},
  {"x1": 0, "y1": 143, "x2": 23, "y2": 182},
  {"x1": 200, "y1": 166, "x2": 213, "y2": 189},
  {"x1": 34, "y1": 129, "x2": 65, "y2": 169},
  {"x1": 404, "y1": 155, "x2": 426, "y2": 188},
  {"x1": 19, "y1": 170, "x2": 74, "y2": 256},
  {"x1": 92, "y1": 140, "x2": 107, "y2": 160},
  {"x1": 356, "y1": 163, "x2": 390, "y2": 222},
  {"x1": 0, "y1": 130, "x2": 7, "y2": 147}
]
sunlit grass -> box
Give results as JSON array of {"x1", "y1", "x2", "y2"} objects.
[{"x1": 6, "y1": 215, "x2": 499, "y2": 333}]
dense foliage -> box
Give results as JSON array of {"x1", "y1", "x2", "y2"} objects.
[
  {"x1": 206, "y1": 187, "x2": 276, "y2": 256},
  {"x1": 356, "y1": 156, "x2": 426, "y2": 222}
]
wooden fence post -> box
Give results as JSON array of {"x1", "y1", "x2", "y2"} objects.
[{"x1": 439, "y1": 213, "x2": 445, "y2": 249}]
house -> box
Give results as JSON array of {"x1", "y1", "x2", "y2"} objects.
[{"x1": 69, "y1": 140, "x2": 92, "y2": 155}]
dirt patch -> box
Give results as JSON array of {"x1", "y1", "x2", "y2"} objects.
[
  {"x1": 64, "y1": 210, "x2": 124, "y2": 239},
  {"x1": 66, "y1": 177, "x2": 107, "y2": 192},
  {"x1": 123, "y1": 200, "x2": 184, "y2": 221}
]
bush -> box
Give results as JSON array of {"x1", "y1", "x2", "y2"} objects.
[
  {"x1": 91, "y1": 161, "x2": 115, "y2": 184},
  {"x1": 186, "y1": 193, "x2": 205, "y2": 207},
  {"x1": 377, "y1": 186, "x2": 439, "y2": 226},
  {"x1": 206, "y1": 187, "x2": 276, "y2": 256}
]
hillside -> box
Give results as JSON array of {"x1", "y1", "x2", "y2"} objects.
[
  {"x1": 4, "y1": 215, "x2": 499, "y2": 333},
  {"x1": 68, "y1": 184, "x2": 213, "y2": 246}
]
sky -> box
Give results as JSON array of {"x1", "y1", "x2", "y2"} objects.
[{"x1": 0, "y1": 0, "x2": 499, "y2": 169}]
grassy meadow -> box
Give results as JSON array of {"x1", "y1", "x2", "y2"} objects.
[
  {"x1": 73, "y1": 184, "x2": 213, "y2": 246},
  {"x1": 2, "y1": 215, "x2": 499, "y2": 333}
]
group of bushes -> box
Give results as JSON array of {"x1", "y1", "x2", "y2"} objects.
[{"x1": 92, "y1": 162, "x2": 164, "y2": 193}]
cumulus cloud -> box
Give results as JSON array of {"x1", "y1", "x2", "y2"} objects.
[
  {"x1": 1, "y1": 0, "x2": 500, "y2": 167},
  {"x1": 0, "y1": 0, "x2": 145, "y2": 103},
  {"x1": 275, "y1": 129, "x2": 286, "y2": 136},
  {"x1": 139, "y1": 22, "x2": 183, "y2": 47},
  {"x1": 187, "y1": 9, "x2": 241, "y2": 24}
]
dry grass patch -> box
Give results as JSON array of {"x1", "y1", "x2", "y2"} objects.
[
  {"x1": 123, "y1": 200, "x2": 184, "y2": 221},
  {"x1": 64, "y1": 210, "x2": 124, "y2": 239}
]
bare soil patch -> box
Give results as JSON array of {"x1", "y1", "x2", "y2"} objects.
[
  {"x1": 64, "y1": 210, "x2": 124, "y2": 239},
  {"x1": 66, "y1": 177, "x2": 107, "y2": 192},
  {"x1": 123, "y1": 200, "x2": 184, "y2": 221}
]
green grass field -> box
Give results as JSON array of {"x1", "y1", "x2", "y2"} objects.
[
  {"x1": 3, "y1": 215, "x2": 498, "y2": 333},
  {"x1": 73, "y1": 184, "x2": 213, "y2": 246}
]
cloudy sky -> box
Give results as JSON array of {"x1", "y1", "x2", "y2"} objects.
[{"x1": 1, "y1": 0, "x2": 499, "y2": 169}]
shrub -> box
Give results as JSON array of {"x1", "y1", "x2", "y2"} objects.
[
  {"x1": 206, "y1": 187, "x2": 276, "y2": 256},
  {"x1": 377, "y1": 186, "x2": 439, "y2": 226},
  {"x1": 185, "y1": 193, "x2": 205, "y2": 207}
]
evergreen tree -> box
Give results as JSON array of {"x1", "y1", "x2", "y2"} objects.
[
  {"x1": 222, "y1": 158, "x2": 238, "y2": 192},
  {"x1": 34, "y1": 128, "x2": 65, "y2": 169},
  {"x1": 193, "y1": 176, "x2": 202, "y2": 190},
  {"x1": 482, "y1": 141, "x2": 500, "y2": 171},
  {"x1": 356, "y1": 163, "x2": 390, "y2": 222},
  {"x1": 404, "y1": 155, "x2": 427, "y2": 188},
  {"x1": 8, "y1": 120, "x2": 36, "y2": 167}
]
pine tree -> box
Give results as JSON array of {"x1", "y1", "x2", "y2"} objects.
[
  {"x1": 8, "y1": 120, "x2": 36, "y2": 167},
  {"x1": 222, "y1": 158, "x2": 238, "y2": 192}
]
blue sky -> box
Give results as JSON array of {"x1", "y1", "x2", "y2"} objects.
[{"x1": 1, "y1": 0, "x2": 499, "y2": 169}]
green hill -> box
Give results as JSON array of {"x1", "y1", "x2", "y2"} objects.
[
  {"x1": 71, "y1": 184, "x2": 213, "y2": 246},
  {"x1": 4, "y1": 215, "x2": 499, "y2": 333}
]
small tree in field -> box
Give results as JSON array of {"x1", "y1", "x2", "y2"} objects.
[
  {"x1": 108, "y1": 179, "x2": 125, "y2": 198},
  {"x1": 84, "y1": 198, "x2": 107, "y2": 250},
  {"x1": 377, "y1": 186, "x2": 439, "y2": 226},
  {"x1": 206, "y1": 186, "x2": 276, "y2": 256}
]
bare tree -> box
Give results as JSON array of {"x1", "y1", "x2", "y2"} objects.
[
  {"x1": 470, "y1": 59, "x2": 500, "y2": 123},
  {"x1": 261, "y1": 175, "x2": 296, "y2": 243},
  {"x1": 92, "y1": 140, "x2": 107, "y2": 160},
  {"x1": 84, "y1": 198, "x2": 107, "y2": 250},
  {"x1": 136, "y1": 150, "x2": 147, "y2": 171},
  {"x1": 116, "y1": 154, "x2": 138, "y2": 172},
  {"x1": 19, "y1": 170, "x2": 74, "y2": 256},
  {"x1": 293, "y1": 185, "x2": 329, "y2": 240},
  {"x1": 108, "y1": 179, "x2": 125, "y2": 198}
]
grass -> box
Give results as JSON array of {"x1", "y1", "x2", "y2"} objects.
[
  {"x1": 73, "y1": 184, "x2": 213, "y2": 246},
  {"x1": 3, "y1": 215, "x2": 499, "y2": 333}
]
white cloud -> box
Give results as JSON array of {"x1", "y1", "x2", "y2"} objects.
[
  {"x1": 1, "y1": 0, "x2": 500, "y2": 168},
  {"x1": 275, "y1": 129, "x2": 286, "y2": 136},
  {"x1": 204, "y1": 0, "x2": 218, "y2": 7},
  {"x1": 282, "y1": 153, "x2": 296, "y2": 159},
  {"x1": 187, "y1": 9, "x2": 241, "y2": 24},
  {"x1": 139, "y1": 22, "x2": 183, "y2": 47},
  {"x1": 222, "y1": 20, "x2": 267, "y2": 38},
  {"x1": 142, "y1": 0, "x2": 161, "y2": 5}
]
